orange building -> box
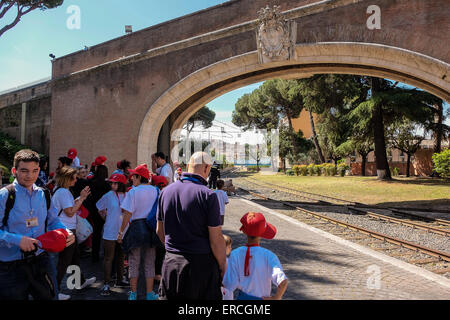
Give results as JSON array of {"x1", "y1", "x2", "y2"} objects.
[{"x1": 290, "y1": 109, "x2": 315, "y2": 138}]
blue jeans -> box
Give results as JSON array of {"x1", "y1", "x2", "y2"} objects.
[{"x1": 47, "y1": 252, "x2": 59, "y2": 299}]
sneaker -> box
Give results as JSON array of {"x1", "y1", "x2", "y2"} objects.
[
  {"x1": 58, "y1": 293, "x2": 71, "y2": 300},
  {"x1": 100, "y1": 284, "x2": 111, "y2": 296},
  {"x1": 115, "y1": 279, "x2": 129, "y2": 288},
  {"x1": 146, "y1": 292, "x2": 159, "y2": 300},
  {"x1": 79, "y1": 276, "x2": 96, "y2": 290},
  {"x1": 128, "y1": 291, "x2": 137, "y2": 300}
]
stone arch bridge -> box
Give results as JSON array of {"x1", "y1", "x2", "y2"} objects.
[{"x1": 2, "y1": 0, "x2": 449, "y2": 168}]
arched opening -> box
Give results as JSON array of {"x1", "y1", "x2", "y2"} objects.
[{"x1": 138, "y1": 42, "x2": 449, "y2": 165}]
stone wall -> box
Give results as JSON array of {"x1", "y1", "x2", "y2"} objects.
[{"x1": 0, "y1": 82, "x2": 52, "y2": 155}]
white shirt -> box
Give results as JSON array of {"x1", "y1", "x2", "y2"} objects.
[
  {"x1": 72, "y1": 156, "x2": 80, "y2": 167},
  {"x1": 214, "y1": 190, "x2": 229, "y2": 215},
  {"x1": 121, "y1": 184, "x2": 159, "y2": 221},
  {"x1": 223, "y1": 246, "x2": 287, "y2": 299},
  {"x1": 156, "y1": 163, "x2": 173, "y2": 185},
  {"x1": 173, "y1": 169, "x2": 180, "y2": 182},
  {"x1": 51, "y1": 188, "x2": 76, "y2": 229},
  {"x1": 96, "y1": 191, "x2": 126, "y2": 241}
]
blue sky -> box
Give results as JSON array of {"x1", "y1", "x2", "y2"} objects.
[
  {"x1": 0, "y1": 0, "x2": 258, "y2": 122},
  {"x1": 0, "y1": 0, "x2": 448, "y2": 124}
]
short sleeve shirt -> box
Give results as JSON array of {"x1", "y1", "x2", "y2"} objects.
[
  {"x1": 156, "y1": 163, "x2": 173, "y2": 185},
  {"x1": 96, "y1": 191, "x2": 126, "y2": 240},
  {"x1": 223, "y1": 246, "x2": 287, "y2": 298},
  {"x1": 214, "y1": 190, "x2": 229, "y2": 215},
  {"x1": 121, "y1": 184, "x2": 159, "y2": 221},
  {"x1": 51, "y1": 188, "x2": 76, "y2": 229},
  {"x1": 157, "y1": 173, "x2": 221, "y2": 254}
]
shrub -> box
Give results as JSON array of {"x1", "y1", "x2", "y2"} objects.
[
  {"x1": 0, "y1": 163, "x2": 10, "y2": 181},
  {"x1": 392, "y1": 167, "x2": 400, "y2": 176},
  {"x1": 0, "y1": 132, "x2": 32, "y2": 164},
  {"x1": 299, "y1": 165, "x2": 308, "y2": 176},
  {"x1": 322, "y1": 163, "x2": 335, "y2": 176},
  {"x1": 307, "y1": 164, "x2": 315, "y2": 176},
  {"x1": 337, "y1": 163, "x2": 349, "y2": 177},
  {"x1": 432, "y1": 149, "x2": 450, "y2": 178},
  {"x1": 286, "y1": 169, "x2": 294, "y2": 176},
  {"x1": 314, "y1": 164, "x2": 323, "y2": 176},
  {"x1": 292, "y1": 165, "x2": 301, "y2": 176}
]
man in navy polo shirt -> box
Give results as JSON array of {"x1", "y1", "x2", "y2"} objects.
[{"x1": 157, "y1": 152, "x2": 226, "y2": 300}]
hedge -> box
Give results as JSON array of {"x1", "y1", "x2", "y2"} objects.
[{"x1": 432, "y1": 149, "x2": 450, "y2": 178}]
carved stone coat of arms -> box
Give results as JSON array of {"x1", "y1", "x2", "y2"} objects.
[{"x1": 256, "y1": 5, "x2": 297, "y2": 64}]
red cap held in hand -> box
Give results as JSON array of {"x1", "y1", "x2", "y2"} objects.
[
  {"x1": 37, "y1": 229, "x2": 69, "y2": 253},
  {"x1": 78, "y1": 205, "x2": 90, "y2": 219}
]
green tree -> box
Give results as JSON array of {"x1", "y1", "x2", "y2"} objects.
[
  {"x1": 432, "y1": 149, "x2": 450, "y2": 178},
  {"x1": 351, "y1": 78, "x2": 439, "y2": 180},
  {"x1": 387, "y1": 119, "x2": 426, "y2": 177},
  {"x1": 184, "y1": 106, "x2": 216, "y2": 134},
  {"x1": 232, "y1": 79, "x2": 304, "y2": 162},
  {"x1": 278, "y1": 125, "x2": 313, "y2": 168},
  {"x1": 297, "y1": 75, "x2": 369, "y2": 163},
  {"x1": 0, "y1": 0, "x2": 63, "y2": 37}
]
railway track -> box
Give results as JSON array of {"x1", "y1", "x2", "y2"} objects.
[
  {"x1": 236, "y1": 186, "x2": 450, "y2": 277},
  {"x1": 237, "y1": 177, "x2": 450, "y2": 237}
]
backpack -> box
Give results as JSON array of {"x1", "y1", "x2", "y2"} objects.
[
  {"x1": 2, "y1": 184, "x2": 52, "y2": 232},
  {"x1": 145, "y1": 187, "x2": 160, "y2": 231}
]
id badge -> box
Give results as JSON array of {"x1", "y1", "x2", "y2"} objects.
[{"x1": 26, "y1": 217, "x2": 39, "y2": 228}]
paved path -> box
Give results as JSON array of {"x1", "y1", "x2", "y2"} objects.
[
  {"x1": 222, "y1": 197, "x2": 450, "y2": 300},
  {"x1": 64, "y1": 197, "x2": 450, "y2": 300}
]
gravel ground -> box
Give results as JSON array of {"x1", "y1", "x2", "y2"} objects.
[{"x1": 233, "y1": 177, "x2": 450, "y2": 255}]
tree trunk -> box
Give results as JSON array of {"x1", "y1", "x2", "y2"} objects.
[
  {"x1": 406, "y1": 153, "x2": 411, "y2": 177},
  {"x1": 361, "y1": 154, "x2": 367, "y2": 176},
  {"x1": 434, "y1": 101, "x2": 443, "y2": 154},
  {"x1": 308, "y1": 110, "x2": 325, "y2": 163},
  {"x1": 371, "y1": 78, "x2": 391, "y2": 180},
  {"x1": 286, "y1": 112, "x2": 300, "y2": 163}
]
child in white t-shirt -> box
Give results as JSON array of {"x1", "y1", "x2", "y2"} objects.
[
  {"x1": 214, "y1": 180, "x2": 229, "y2": 225},
  {"x1": 223, "y1": 212, "x2": 288, "y2": 300}
]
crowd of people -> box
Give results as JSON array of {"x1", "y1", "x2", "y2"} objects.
[{"x1": 0, "y1": 147, "x2": 288, "y2": 301}]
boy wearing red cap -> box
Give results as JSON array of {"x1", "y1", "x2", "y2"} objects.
[
  {"x1": 67, "y1": 148, "x2": 80, "y2": 168},
  {"x1": 222, "y1": 212, "x2": 288, "y2": 300}
]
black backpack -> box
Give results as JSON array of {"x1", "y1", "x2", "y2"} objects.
[{"x1": 1, "y1": 184, "x2": 52, "y2": 232}]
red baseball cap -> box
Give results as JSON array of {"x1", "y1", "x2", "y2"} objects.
[
  {"x1": 67, "y1": 148, "x2": 77, "y2": 160},
  {"x1": 37, "y1": 229, "x2": 69, "y2": 253},
  {"x1": 78, "y1": 205, "x2": 90, "y2": 219},
  {"x1": 239, "y1": 212, "x2": 276, "y2": 239},
  {"x1": 151, "y1": 175, "x2": 167, "y2": 187},
  {"x1": 108, "y1": 173, "x2": 127, "y2": 184},
  {"x1": 49, "y1": 172, "x2": 55, "y2": 178},
  {"x1": 95, "y1": 156, "x2": 107, "y2": 166},
  {"x1": 128, "y1": 164, "x2": 150, "y2": 180}
]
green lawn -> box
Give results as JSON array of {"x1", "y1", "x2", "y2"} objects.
[{"x1": 241, "y1": 173, "x2": 450, "y2": 209}]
